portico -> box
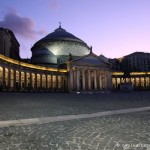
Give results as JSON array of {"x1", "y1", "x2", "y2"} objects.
[{"x1": 68, "y1": 53, "x2": 112, "y2": 91}]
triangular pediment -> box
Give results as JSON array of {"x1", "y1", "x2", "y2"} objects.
[{"x1": 70, "y1": 53, "x2": 111, "y2": 68}]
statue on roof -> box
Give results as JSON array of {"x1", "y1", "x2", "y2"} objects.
[
  {"x1": 90, "y1": 46, "x2": 92, "y2": 54},
  {"x1": 68, "y1": 52, "x2": 73, "y2": 61}
]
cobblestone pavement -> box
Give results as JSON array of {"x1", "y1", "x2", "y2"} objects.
[
  {"x1": 0, "y1": 92, "x2": 150, "y2": 150},
  {"x1": 0, "y1": 111, "x2": 150, "y2": 150},
  {"x1": 0, "y1": 92, "x2": 150, "y2": 121}
]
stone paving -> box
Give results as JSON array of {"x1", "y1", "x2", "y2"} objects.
[
  {"x1": 0, "y1": 92, "x2": 150, "y2": 150},
  {"x1": 0, "y1": 111, "x2": 150, "y2": 150},
  {"x1": 0, "y1": 92, "x2": 150, "y2": 121}
]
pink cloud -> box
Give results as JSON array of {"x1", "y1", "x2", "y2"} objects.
[
  {"x1": 0, "y1": 8, "x2": 46, "y2": 40},
  {"x1": 49, "y1": 0, "x2": 60, "y2": 10}
]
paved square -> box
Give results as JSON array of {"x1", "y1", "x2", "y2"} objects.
[{"x1": 0, "y1": 92, "x2": 150, "y2": 150}]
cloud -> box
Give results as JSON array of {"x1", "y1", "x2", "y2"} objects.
[
  {"x1": 0, "y1": 8, "x2": 47, "y2": 40},
  {"x1": 49, "y1": 0, "x2": 60, "y2": 10}
]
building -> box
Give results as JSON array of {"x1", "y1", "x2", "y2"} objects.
[
  {"x1": 1, "y1": 26, "x2": 150, "y2": 92},
  {"x1": 110, "y1": 52, "x2": 150, "y2": 90},
  {"x1": 0, "y1": 28, "x2": 20, "y2": 60},
  {"x1": 0, "y1": 26, "x2": 112, "y2": 92}
]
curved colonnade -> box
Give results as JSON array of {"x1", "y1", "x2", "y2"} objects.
[{"x1": 0, "y1": 55, "x2": 68, "y2": 92}]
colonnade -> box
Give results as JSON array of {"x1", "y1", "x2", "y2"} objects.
[
  {"x1": 0, "y1": 66, "x2": 68, "y2": 91},
  {"x1": 69, "y1": 67, "x2": 112, "y2": 91},
  {"x1": 112, "y1": 76, "x2": 150, "y2": 90}
]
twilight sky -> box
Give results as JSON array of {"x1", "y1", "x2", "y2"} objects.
[{"x1": 0, "y1": 0, "x2": 150, "y2": 59}]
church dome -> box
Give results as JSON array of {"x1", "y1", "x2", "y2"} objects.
[
  {"x1": 31, "y1": 25, "x2": 90, "y2": 65},
  {"x1": 37, "y1": 26, "x2": 87, "y2": 45},
  {"x1": 31, "y1": 47, "x2": 57, "y2": 65}
]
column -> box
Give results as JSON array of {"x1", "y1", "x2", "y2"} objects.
[
  {"x1": 69, "y1": 68, "x2": 73, "y2": 90},
  {"x1": 56, "y1": 74, "x2": 58, "y2": 90},
  {"x1": 51, "y1": 75, "x2": 53, "y2": 90},
  {"x1": 61, "y1": 75, "x2": 63, "y2": 91},
  {"x1": 2, "y1": 67, "x2": 5, "y2": 88},
  {"x1": 24, "y1": 71, "x2": 27, "y2": 90},
  {"x1": 144, "y1": 77, "x2": 146, "y2": 88},
  {"x1": 76, "y1": 68, "x2": 80, "y2": 90},
  {"x1": 46, "y1": 75, "x2": 48, "y2": 89},
  {"x1": 40, "y1": 74, "x2": 42, "y2": 89},
  {"x1": 99, "y1": 71, "x2": 102, "y2": 89},
  {"x1": 107, "y1": 71, "x2": 112, "y2": 89},
  {"x1": 94, "y1": 69, "x2": 97, "y2": 90},
  {"x1": 88, "y1": 69, "x2": 91, "y2": 90},
  {"x1": 19, "y1": 71, "x2": 21, "y2": 89},
  {"x1": 82, "y1": 68, "x2": 85, "y2": 90},
  {"x1": 115, "y1": 77, "x2": 117, "y2": 89},
  {"x1": 30, "y1": 72, "x2": 32, "y2": 90},
  {"x1": 8, "y1": 68, "x2": 11, "y2": 89},
  {"x1": 14, "y1": 69, "x2": 16, "y2": 90},
  {"x1": 104, "y1": 71, "x2": 107, "y2": 89},
  {"x1": 35, "y1": 73, "x2": 37, "y2": 90},
  {"x1": 73, "y1": 70, "x2": 76, "y2": 90}
]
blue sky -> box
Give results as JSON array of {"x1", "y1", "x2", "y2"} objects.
[{"x1": 0, "y1": 0, "x2": 150, "y2": 59}]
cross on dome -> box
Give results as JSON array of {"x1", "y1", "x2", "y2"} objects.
[{"x1": 59, "y1": 21, "x2": 62, "y2": 28}]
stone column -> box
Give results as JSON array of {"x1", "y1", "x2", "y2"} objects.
[
  {"x1": 14, "y1": 69, "x2": 16, "y2": 90},
  {"x1": 134, "y1": 78, "x2": 137, "y2": 87},
  {"x1": 69, "y1": 68, "x2": 73, "y2": 91},
  {"x1": 144, "y1": 77, "x2": 146, "y2": 88},
  {"x1": 19, "y1": 71, "x2": 21, "y2": 89},
  {"x1": 115, "y1": 77, "x2": 117, "y2": 89},
  {"x1": 24, "y1": 71, "x2": 27, "y2": 90},
  {"x1": 138, "y1": 77, "x2": 141, "y2": 88},
  {"x1": 46, "y1": 75, "x2": 48, "y2": 89},
  {"x1": 94, "y1": 69, "x2": 97, "y2": 90},
  {"x1": 104, "y1": 71, "x2": 107, "y2": 89},
  {"x1": 51, "y1": 75, "x2": 53, "y2": 89},
  {"x1": 76, "y1": 68, "x2": 80, "y2": 90},
  {"x1": 8, "y1": 68, "x2": 11, "y2": 89},
  {"x1": 2, "y1": 67, "x2": 5, "y2": 88},
  {"x1": 82, "y1": 68, "x2": 85, "y2": 90},
  {"x1": 35, "y1": 73, "x2": 37, "y2": 90},
  {"x1": 60, "y1": 75, "x2": 63, "y2": 91},
  {"x1": 88, "y1": 69, "x2": 91, "y2": 90},
  {"x1": 40, "y1": 74, "x2": 42, "y2": 89},
  {"x1": 73, "y1": 70, "x2": 76, "y2": 90},
  {"x1": 99, "y1": 71, "x2": 102, "y2": 89},
  {"x1": 56, "y1": 74, "x2": 58, "y2": 90},
  {"x1": 30, "y1": 72, "x2": 32, "y2": 90},
  {"x1": 107, "y1": 71, "x2": 112, "y2": 89}
]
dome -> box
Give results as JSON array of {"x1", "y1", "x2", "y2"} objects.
[
  {"x1": 31, "y1": 25, "x2": 90, "y2": 65},
  {"x1": 36, "y1": 25, "x2": 87, "y2": 45},
  {"x1": 31, "y1": 47, "x2": 57, "y2": 64}
]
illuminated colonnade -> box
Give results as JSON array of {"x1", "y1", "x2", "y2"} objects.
[
  {"x1": 112, "y1": 72, "x2": 150, "y2": 90},
  {"x1": 69, "y1": 66, "x2": 112, "y2": 91},
  {"x1": 0, "y1": 55, "x2": 68, "y2": 92}
]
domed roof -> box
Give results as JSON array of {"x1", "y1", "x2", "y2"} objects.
[
  {"x1": 35, "y1": 47, "x2": 55, "y2": 56},
  {"x1": 35, "y1": 25, "x2": 87, "y2": 45}
]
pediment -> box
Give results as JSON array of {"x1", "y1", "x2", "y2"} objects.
[{"x1": 71, "y1": 53, "x2": 111, "y2": 68}]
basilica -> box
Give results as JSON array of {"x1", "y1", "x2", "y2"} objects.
[
  {"x1": 0, "y1": 26, "x2": 112, "y2": 92},
  {"x1": 1, "y1": 25, "x2": 150, "y2": 92}
]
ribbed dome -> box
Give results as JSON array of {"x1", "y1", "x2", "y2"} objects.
[{"x1": 35, "y1": 25, "x2": 86, "y2": 45}]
